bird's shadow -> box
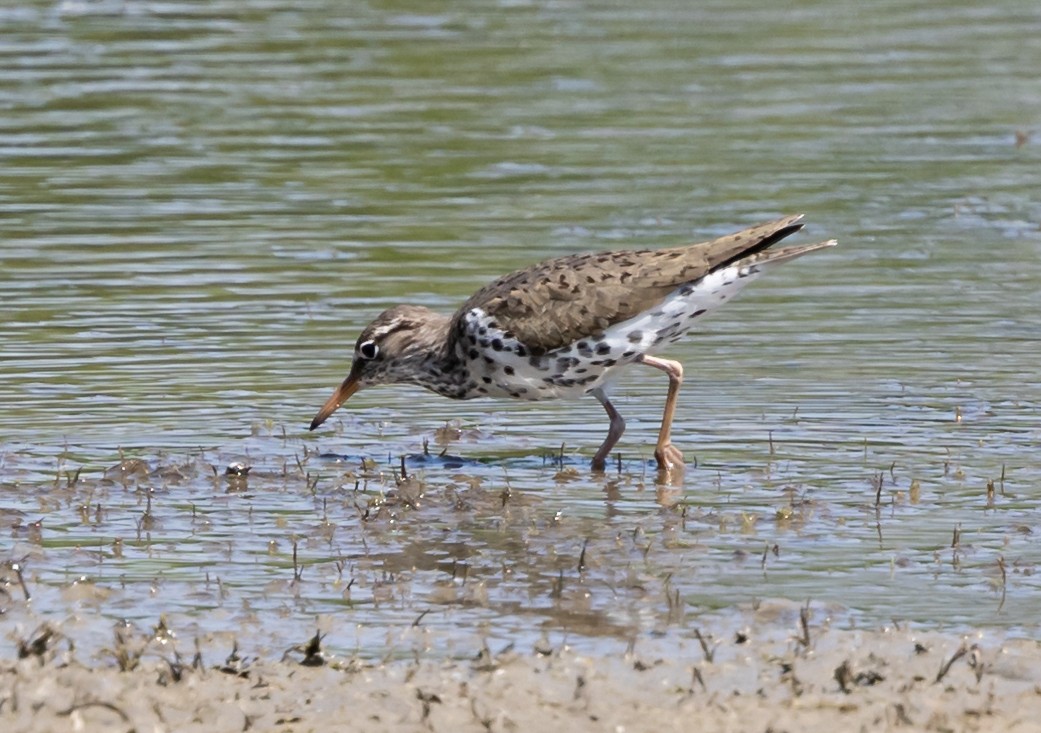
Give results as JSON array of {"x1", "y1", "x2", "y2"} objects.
[
  {"x1": 313, "y1": 450, "x2": 674, "y2": 474},
  {"x1": 313, "y1": 451, "x2": 477, "y2": 470}
]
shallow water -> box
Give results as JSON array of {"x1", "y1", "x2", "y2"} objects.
[{"x1": 2, "y1": 0, "x2": 1040, "y2": 659}]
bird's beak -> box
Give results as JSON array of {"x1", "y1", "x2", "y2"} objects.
[{"x1": 309, "y1": 372, "x2": 361, "y2": 431}]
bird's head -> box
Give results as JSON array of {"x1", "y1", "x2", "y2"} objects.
[{"x1": 309, "y1": 305, "x2": 448, "y2": 431}]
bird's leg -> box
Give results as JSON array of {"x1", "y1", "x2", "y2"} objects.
[
  {"x1": 591, "y1": 387, "x2": 626, "y2": 472},
  {"x1": 638, "y1": 355, "x2": 685, "y2": 471}
]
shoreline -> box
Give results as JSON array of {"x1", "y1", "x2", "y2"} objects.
[{"x1": 4, "y1": 620, "x2": 1038, "y2": 732}]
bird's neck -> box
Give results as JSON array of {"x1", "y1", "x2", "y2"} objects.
[{"x1": 400, "y1": 313, "x2": 470, "y2": 398}]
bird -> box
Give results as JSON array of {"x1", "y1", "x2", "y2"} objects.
[{"x1": 309, "y1": 214, "x2": 835, "y2": 473}]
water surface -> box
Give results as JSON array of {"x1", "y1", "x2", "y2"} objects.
[{"x1": 2, "y1": 0, "x2": 1040, "y2": 659}]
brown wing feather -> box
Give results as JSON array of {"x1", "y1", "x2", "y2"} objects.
[{"x1": 453, "y1": 215, "x2": 806, "y2": 355}]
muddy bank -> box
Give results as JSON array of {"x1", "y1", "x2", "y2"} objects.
[
  {"x1": 2, "y1": 445, "x2": 1037, "y2": 733},
  {"x1": 3, "y1": 619, "x2": 1038, "y2": 733}
]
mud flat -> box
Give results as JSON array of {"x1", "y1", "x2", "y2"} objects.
[
  {"x1": 3, "y1": 447, "x2": 1039, "y2": 733},
  {"x1": 4, "y1": 614, "x2": 1039, "y2": 733}
]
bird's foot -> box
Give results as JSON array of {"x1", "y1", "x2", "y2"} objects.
[
  {"x1": 654, "y1": 443, "x2": 685, "y2": 472},
  {"x1": 590, "y1": 452, "x2": 612, "y2": 472}
]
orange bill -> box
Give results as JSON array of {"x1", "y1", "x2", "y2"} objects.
[{"x1": 309, "y1": 374, "x2": 361, "y2": 430}]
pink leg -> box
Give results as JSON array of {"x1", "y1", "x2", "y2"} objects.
[{"x1": 638, "y1": 355, "x2": 685, "y2": 472}]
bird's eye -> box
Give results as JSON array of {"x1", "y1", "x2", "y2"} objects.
[{"x1": 358, "y1": 340, "x2": 379, "y2": 360}]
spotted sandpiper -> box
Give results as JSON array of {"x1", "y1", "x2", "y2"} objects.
[{"x1": 310, "y1": 215, "x2": 835, "y2": 473}]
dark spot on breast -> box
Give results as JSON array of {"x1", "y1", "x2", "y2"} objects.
[
  {"x1": 516, "y1": 345, "x2": 528, "y2": 357},
  {"x1": 622, "y1": 350, "x2": 635, "y2": 358},
  {"x1": 478, "y1": 327, "x2": 487, "y2": 336},
  {"x1": 482, "y1": 376, "x2": 492, "y2": 384},
  {"x1": 595, "y1": 342, "x2": 610, "y2": 355},
  {"x1": 504, "y1": 365, "x2": 515, "y2": 376},
  {"x1": 477, "y1": 386, "x2": 488, "y2": 394},
  {"x1": 679, "y1": 284, "x2": 693, "y2": 295},
  {"x1": 468, "y1": 349, "x2": 479, "y2": 359},
  {"x1": 688, "y1": 308, "x2": 707, "y2": 319},
  {"x1": 628, "y1": 331, "x2": 643, "y2": 343},
  {"x1": 483, "y1": 356, "x2": 495, "y2": 365},
  {"x1": 491, "y1": 339, "x2": 504, "y2": 351}
]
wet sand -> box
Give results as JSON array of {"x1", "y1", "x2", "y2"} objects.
[
  {"x1": 3, "y1": 444, "x2": 1039, "y2": 732},
  {"x1": 4, "y1": 616, "x2": 1039, "y2": 733}
]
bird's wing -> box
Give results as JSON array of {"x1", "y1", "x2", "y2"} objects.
[{"x1": 453, "y1": 214, "x2": 807, "y2": 355}]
